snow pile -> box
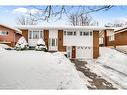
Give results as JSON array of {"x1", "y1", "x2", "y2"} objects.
[
  {"x1": 92, "y1": 47, "x2": 127, "y2": 89},
  {"x1": 96, "y1": 47, "x2": 127, "y2": 74},
  {"x1": 0, "y1": 51, "x2": 87, "y2": 89},
  {"x1": 35, "y1": 39, "x2": 47, "y2": 51},
  {"x1": 0, "y1": 45, "x2": 6, "y2": 52},
  {"x1": 0, "y1": 44, "x2": 12, "y2": 49},
  {"x1": 15, "y1": 36, "x2": 29, "y2": 51}
]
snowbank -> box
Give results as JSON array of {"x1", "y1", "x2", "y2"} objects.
[
  {"x1": 93, "y1": 47, "x2": 127, "y2": 89},
  {"x1": 0, "y1": 44, "x2": 8, "y2": 54},
  {"x1": 0, "y1": 44, "x2": 12, "y2": 49},
  {"x1": 0, "y1": 51, "x2": 87, "y2": 89},
  {"x1": 96, "y1": 47, "x2": 127, "y2": 74},
  {"x1": 0, "y1": 46, "x2": 6, "y2": 52}
]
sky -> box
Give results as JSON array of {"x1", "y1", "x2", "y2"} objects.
[{"x1": 1, "y1": 6, "x2": 127, "y2": 27}]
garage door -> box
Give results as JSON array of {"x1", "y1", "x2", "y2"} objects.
[{"x1": 76, "y1": 46, "x2": 93, "y2": 59}]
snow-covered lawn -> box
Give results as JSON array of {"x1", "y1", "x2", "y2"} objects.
[
  {"x1": 0, "y1": 46, "x2": 87, "y2": 89},
  {"x1": 86, "y1": 47, "x2": 127, "y2": 89}
]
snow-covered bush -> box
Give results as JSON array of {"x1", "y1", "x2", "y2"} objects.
[
  {"x1": 35, "y1": 39, "x2": 47, "y2": 51},
  {"x1": 15, "y1": 36, "x2": 29, "y2": 51}
]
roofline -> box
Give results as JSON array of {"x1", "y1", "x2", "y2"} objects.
[
  {"x1": 15, "y1": 25, "x2": 112, "y2": 31},
  {"x1": 0, "y1": 24, "x2": 22, "y2": 34},
  {"x1": 114, "y1": 27, "x2": 127, "y2": 32}
]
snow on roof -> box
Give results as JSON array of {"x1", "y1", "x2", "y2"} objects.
[
  {"x1": 114, "y1": 27, "x2": 127, "y2": 32},
  {"x1": 15, "y1": 25, "x2": 112, "y2": 30},
  {"x1": 0, "y1": 24, "x2": 22, "y2": 34}
]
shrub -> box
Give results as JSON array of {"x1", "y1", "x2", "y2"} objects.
[{"x1": 15, "y1": 36, "x2": 29, "y2": 51}]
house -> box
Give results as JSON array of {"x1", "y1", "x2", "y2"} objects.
[
  {"x1": 99, "y1": 28, "x2": 115, "y2": 47},
  {"x1": 114, "y1": 27, "x2": 127, "y2": 51},
  {"x1": 15, "y1": 25, "x2": 109, "y2": 59},
  {"x1": 0, "y1": 24, "x2": 22, "y2": 47},
  {"x1": 99, "y1": 27, "x2": 127, "y2": 52}
]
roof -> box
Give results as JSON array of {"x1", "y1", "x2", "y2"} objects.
[
  {"x1": 15, "y1": 25, "x2": 113, "y2": 31},
  {"x1": 113, "y1": 27, "x2": 127, "y2": 34},
  {"x1": 0, "y1": 24, "x2": 22, "y2": 34},
  {"x1": 114, "y1": 27, "x2": 127, "y2": 32}
]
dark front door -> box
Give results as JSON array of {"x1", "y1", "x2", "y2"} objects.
[{"x1": 72, "y1": 46, "x2": 76, "y2": 59}]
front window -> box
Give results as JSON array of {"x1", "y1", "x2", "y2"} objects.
[
  {"x1": 83, "y1": 32, "x2": 89, "y2": 36},
  {"x1": 80, "y1": 31, "x2": 92, "y2": 36},
  {"x1": 33, "y1": 31, "x2": 39, "y2": 39},
  {"x1": 29, "y1": 30, "x2": 43, "y2": 39},
  {"x1": 64, "y1": 30, "x2": 77, "y2": 36},
  {"x1": 0, "y1": 31, "x2": 8, "y2": 36}
]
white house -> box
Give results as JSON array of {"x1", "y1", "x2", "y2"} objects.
[{"x1": 15, "y1": 25, "x2": 108, "y2": 59}]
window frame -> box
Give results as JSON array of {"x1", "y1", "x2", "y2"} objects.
[
  {"x1": 29, "y1": 30, "x2": 43, "y2": 39},
  {"x1": 64, "y1": 30, "x2": 77, "y2": 36},
  {"x1": 0, "y1": 31, "x2": 8, "y2": 36}
]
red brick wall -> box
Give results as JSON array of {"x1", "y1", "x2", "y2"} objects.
[
  {"x1": 20, "y1": 29, "x2": 28, "y2": 42},
  {"x1": 115, "y1": 31, "x2": 127, "y2": 46},
  {"x1": 0, "y1": 25, "x2": 20, "y2": 47},
  {"x1": 58, "y1": 30, "x2": 66, "y2": 52},
  {"x1": 15, "y1": 33, "x2": 22, "y2": 43},
  {"x1": 44, "y1": 30, "x2": 49, "y2": 49},
  {"x1": 103, "y1": 29, "x2": 115, "y2": 46},
  {"x1": 93, "y1": 31, "x2": 99, "y2": 59},
  {"x1": 106, "y1": 36, "x2": 115, "y2": 46},
  {"x1": 0, "y1": 25, "x2": 15, "y2": 42}
]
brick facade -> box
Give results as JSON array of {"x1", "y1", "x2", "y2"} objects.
[
  {"x1": 58, "y1": 30, "x2": 66, "y2": 52},
  {"x1": 0, "y1": 25, "x2": 22, "y2": 47},
  {"x1": 93, "y1": 31, "x2": 99, "y2": 58}
]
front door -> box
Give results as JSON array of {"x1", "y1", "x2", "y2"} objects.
[
  {"x1": 48, "y1": 38, "x2": 58, "y2": 51},
  {"x1": 72, "y1": 46, "x2": 76, "y2": 59}
]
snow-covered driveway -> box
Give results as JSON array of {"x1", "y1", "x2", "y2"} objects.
[{"x1": 0, "y1": 49, "x2": 87, "y2": 89}]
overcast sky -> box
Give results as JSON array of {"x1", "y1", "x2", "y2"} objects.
[{"x1": 0, "y1": 6, "x2": 127, "y2": 27}]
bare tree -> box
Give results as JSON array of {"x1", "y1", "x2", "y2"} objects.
[
  {"x1": 29, "y1": 6, "x2": 113, "y2": 22},
  {"x1": 69, "y1": 13, "x2": 98, "y2": 26},
  {"x1": 16, "y1": 14, "x2": 38, "y2": 25}
]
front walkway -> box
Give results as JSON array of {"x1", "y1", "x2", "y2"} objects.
[{"x1": 71, "y1": 59, "x2": 117, "y2": 89}]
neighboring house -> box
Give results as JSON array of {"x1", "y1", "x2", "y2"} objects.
[
  {"x1": 16, "y1": 25, "x2": 108, "y2": 59},
  {"x1": 100, "y1": 27, "x2": 127, "y2": 52},
  {"x1": 99, "y1": 29, "x2": 115, "y2": 47},
  {"x1": 114, "y1": 27, "x2": 127, "y2": 51},
  {"x1": 0, "y1": 24, "x2": 22, "y2": 47}
]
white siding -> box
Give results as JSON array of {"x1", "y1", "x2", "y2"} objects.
[
  {"x1": 63, "y1": 30, "x2": 93, "y2": 46},
  {"x1": 76, "y1": 46, "x2": 93, "y2": 59},
  {"x1": 107, "y1": 30, "x2": 114, "y2": 36},
  {"x1": 49, "y1": 29, "x2": 58, "y2": 38},
  {"x1": 48, "y1": 29, "x2": 58, "y2": 51}
]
